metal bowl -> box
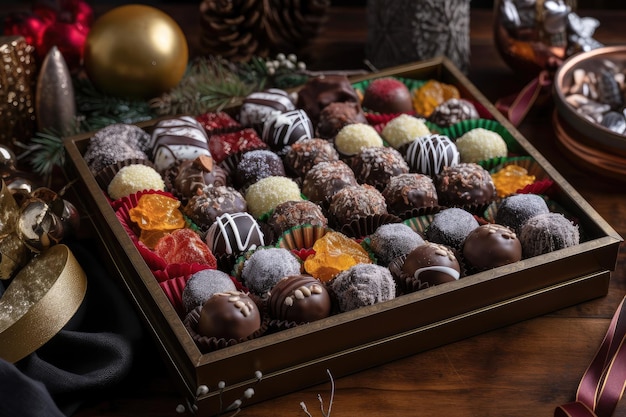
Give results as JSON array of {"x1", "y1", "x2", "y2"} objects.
[{"x1": 553, "y1": 45, "x2": 626, "y2": 154}]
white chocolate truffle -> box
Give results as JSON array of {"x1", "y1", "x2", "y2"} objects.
[
  {"x1": 381, "y1": 114, "x2": 431, "y2": 149},
  {"x1": 455, "y1": 128, "x2": 508, "y2": 163},
  {"x1": 107, "y1": 164, "x2": 165, "y2": 200},
  {"x1": 334, "y1": 123, "x2": 383, "y2": 156}
]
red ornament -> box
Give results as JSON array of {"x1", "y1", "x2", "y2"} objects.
[{"x1": 3, "y1": 0, "x2": 92, "y2": 72}]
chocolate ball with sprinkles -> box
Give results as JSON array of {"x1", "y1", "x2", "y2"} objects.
[
  {"x1": 316, "y1": 101, "x2": 367, "y2": 139},
  {"x1": 350, "y1": 146, "x2": 410, "y2": 191},
  {"x1": 283, "y1": 138, "x2": 339, "y2": 179},
  {"x1": 239, "y1": 88, "x2": 295, "y2": 129},
  {"x1": 183, "y1": 184, "x2": 247, "y2": 231},
  {"x1": 302, "y1": 160, "x2": 357, "y2": 204},
  {"x1": 267, "y1": 200, "x2": 328, "y2": 237},
  {"x1": 149, "y1": 115, "x2": 211, "y2": 172},
  {"x1": 428, "y1": 98, "x2": 479, "y2": 127},
  {"x1": 261, "y1": 109, "x2": 314, "y2": 153},
  {"x1": 403, "y1": 134, "x2": 459, "y2": 177},
  {"x1": 382, "y1": 173, "x2": 438, "y2": 216},
  {"x1": 435, "y1": 163, "x2": 496, "y2": 207},
  {"x1": 205, "y1": 212, "x2": 265, "y2": 257},
  {"x1": 235, "y1": 149, "x2": 286, "y2": 189},
  {"x1": 328, "y1": 184, "x2": 388, "y2": 226},
  {"x1": 83, "y1": 123, "x2": 150, "y2": 175}
]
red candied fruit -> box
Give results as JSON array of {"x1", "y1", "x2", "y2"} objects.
[
  {"x1": 208, "y1": 128, "x2": 268, "y2": 164},
  {"x1": 196, "y1": 112, "x2": 241, "y2": 134},
  {"x1": 154, "y1": 228, "x2": 217, "y2": 268}
]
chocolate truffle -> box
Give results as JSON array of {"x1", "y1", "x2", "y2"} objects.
[
  {"x1": 382, "y1": 173, "x2": 438, "y2": 216},
  {"x1": 261, "y1": 109, "x2": 314, "y2": 152},
  {"x1": 236, "y1": 149, "x2": 286, "y2": 188},
  {"x1": 362, "y1": 77, "x2": 413, "y2": 114},
  {"x1": 428, "y1": 98, "x2": 480, "y2": 127},
  {"x1": 184, "y1": 185, "x2": 247, "y2": 230},
  {"x1": 241, "y1": 247, "x2": 302, "y2": 297},
  {"x1": 425, "y1": 207, "x2": 479, "y2": 250},
  {"x1": 239, "y1": 88, "x2": 295, "y2": 128},
  {"x1": 296, "y1": 74, "x2": 361, "y2": 125},
  {"x1": 519, "y1": 212, "x2": 580, "y2": 258},
  {"x1": 182, "y1": 269, "x2": 237, "y2": 313},
  {"x1": 328, "y1": 184, "x2": 388, "y2": 226},
  {"x1": 404, "y1": 134, "x2": 459, "y2": 177},
  {"x1": 283, "y1": 138, "x2": 339, "y2": 178},
  {"x1": 205, "y1": 212, "x2": 265, "y2": 257},
  {"x1": 107, "y1": 164, "x2": 165, "y2": 200},
  {"x1": 150, "y1": 116, "x2": 211, "y2": 172},
  {"x1": 170, "y1": 155, "x2": 228, "y2": 203},
  {"x1": 455, "y1": 128, "x2": 508, "y2": 163},
  {"x1": 302, "y1": 160, "x2": 357, "y2": 204},
  {"x1": 435, "y1": 163, "x2": 496, "y2": 207},
  {"x1": 350, "y1": 146, "x2": 410, "y2": 191},
  {"x1": 462, "y1": 223, "x2": 522, "y2": 271},
  {"x1": 401, "y1": 242, "x2": 461, "y2": 288},
  {"x1": 328, "y1": 263, "x2": 396, "y2": 312},
  {"x1": 83, "y1": 123, "x2": 150, "y2": 175},
  {"x1": 381, "y1": 114, "x2": 431, "y2": 149},
  {"x1": 197, "y1": 290, "x2": 261, "y2": 341},
  {"x1": 268, "y1": 274, "x2": 331, "y2": 323},
  {"x1": 267, "y1": 200, "x2": 328, "y2": 236},
  {"x1": 495, "y1": 193, "x2": 550, "y2": 235},
  {"x1": 368, "y1": 223, "x2": 425, "y2": 266},
  {"x1": 245, "y1": 176, "x2": 302, "y2": 219},
  {"x1": 334, "y1": 123, "x2": 383, "y2": 156},
  {"x1": 316, "y1": 101, "x2": 367, "y2": 139}
]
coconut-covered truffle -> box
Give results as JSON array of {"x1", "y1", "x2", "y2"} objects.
[
  {"x1": 428, "y1": 98, "x2": 479, "y2": 127},
  {"x1": 267, "y1": 200, "x2": 328, "y2": 236},
  {"x1": 350, "y1": 146, "x2": 409, "y2": 191},
  {"x1": 316, "y1": 101, "x2": 367, "y2": 139},
  {"x1": 334, "y1": 123, "x2": 383, "y2": 156},
  {"x1": 328, "y1": 184, "x2": 388, "y2": 226},
  {"x1": 328, "y1": 263, "x2": 396, "y2": 312},
  {"x1": 182, "y1": 269, "x2": 237, "y2": 314},
  {"x1": 435, "y1": 163, "x2": 496, "y2": 207},
  {"x1": 149, "y1": 116, "x2": 211, "y2": 172},
  {"x1": 107, "y1": 164, "x2": 165, "y2": 200},
  {"x1": 83, "y1": 123, "x2": 150, "y2": 175},
  {"x1": 245, "y1": 176, "x2": 302, "y2": 219},
  {"x1": 425, "y1": 207, "x2": 479, "y2": 250},
  {"x1": 519, "y1": 212, "x2": 580, "y2": 258},
  {"x1": 495, "y1": 193, "x2": 550, "y2": 235},
  {"x1": 455, "y1": 128, "x2": 508, "y2": 163},
  {"x1": 382, "y1": 173, "x2": 438, "y2": 216},
  {"x1": 381, "y1": 114, "x2": 431, "y2": 149},
  {"x1": 403, "y1": 134, "x2": 459, "y2": 177},
  {"x1": 241, "y1": 247, "x2": 302, "y2": 297},
  {"x1": 302, "y1": 160, "x2": 357, "y2": 204},
  {"x1": 184, "y1": 185, "x2": 247, "y2": 230},
  {"x1": 283, "y1": 138, "x2": 339, "y2": 178},
  {"x1": 368, "y1": 223, "x2": 424, "y2": 266}
]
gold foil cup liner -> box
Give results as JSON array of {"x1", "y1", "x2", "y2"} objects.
[
  {"x1": 159, "y1": 274, "x2": 191, "y2": 319},
  {"x1": 184, "y1": 306, "x2": 268, "y2": 353},
  {"x1": 338, "y1": 213, "x2": 402, "y2": 239},
  {"x1": 0, "y1": 244, "x2": 87, "y2": 363},
  {"x1": 275, "y1": 224, "x2": 331, "y2": 250}
]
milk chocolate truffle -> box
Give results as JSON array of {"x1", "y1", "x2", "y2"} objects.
[
  {"x1": 302, "y1": 160, "x2": 357, "y2": 204},
  {"x1": 296, "y1": 74, "x2": 361, "y2": 125},
  {"x1": 368, "y1": 223, "x2": 424, "y2": 266},
  {"x1": 245, "y1": 176, "x2": 302, "y2": 219},
  {"x1": 184, "y1": 185, "x2": 247, "y2": 230},
  {"x1": 197, "y1": 291, "x2": 261, "y2": 341},
  {"x1": 495, "y1": 194, "x2": 550, "y2": 235},
  {"x1": 83, "y1": 123, "x2": 150, "y2": 175},
  {"x1": 261, "y1": 109, "x2": 314, "y2": 152},
  {"x1": 267, "y1": 200, "x2": 328, "y2": 236},
  {"x1": 316, "y1": 101, "x2": 367, "y2": 139},
  {"x1": 236, "y1": 149, "x2": 286, "y2": 188},
  {"x1": 455, "y1": 128, "x2": 508, "y2": 163},
  {"x1": 401, "y1": 241, "x2": 461, "y2": 288},
  {"x1": 435, "y1": 163, "x2": 496, "y2": 207},
  {"x1": 429, "y1": 98, "x2": 480, "y2": 127},
  {"x1": 350, "y1": 146, "x2": 410, "y2": 191},
  {"x1": 403, "y1": 134, "x2": 459, "y2": 177},
  {"x1": 328, "y1": 263, "x2": 396, "y2": 312},
  {"x1": 241, "y1": 248, "x2": 302, "y2": 297},
  {"x1": 182, "y1": 269, "x2": 237, "y2": 313},
  {"x1": 268, "y1": 274, "x2": 331, "y2": 323},
  {"x1": 205, "y1": 212, "x2": 265, "y2": 257},
  {"x1": 150, "y1": 115, "x2": 211, "y2": 172},
  {"x1": 283, "y1": 138, "x2": 339, "y2": 178},
  {"x1": 362, "y1": 77, "x2": 413, "y2": 114},
  {"x1": 462, "y1": 223, "x2": 522, "y2": 271},
  {"x1": 519, "y1": 212, "x2": 580, "y2": 258},
  {"x1": 382, "y1": 173, "x2": 438, "y2": 215},
  {"x1": 328, "y1": 184, "x2": 388, "y2": 226},
  {"x1": 239, "y1": 88, "x2": 295, "y2": 128},
  {"x1": 425, "y1": 207, "x2": 479, "y2": 250},
  {"x1": 334, "y1": 123, "x2": 383, "y2": 156},
  {"x1": 381, "y1": 114, "x2": 431, "y2": 149},
  {"x1": 170, "y1": 155, "x2": 228, "y2": 203}
]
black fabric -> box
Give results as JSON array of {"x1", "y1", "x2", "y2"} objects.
[{"x1": 0, "y1": 240, "x2": 145, "y2": 417}]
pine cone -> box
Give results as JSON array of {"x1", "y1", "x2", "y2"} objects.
[
  {"x1": 199, "y1": 0, "x2": 268, "y2": 61},
  {"x1": 265, "y1": 0, "x2": 331, "y2": 53}
]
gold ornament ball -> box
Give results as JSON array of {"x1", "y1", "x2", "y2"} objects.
[{"x1": 84, "y1": 5, "x2": 188, "y2": 99}]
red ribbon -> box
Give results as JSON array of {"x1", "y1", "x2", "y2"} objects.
[{"x1": 555, "y1": 296, "x2": 626, "y2": 417}]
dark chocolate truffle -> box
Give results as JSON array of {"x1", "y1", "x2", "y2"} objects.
[
  {"x1": 267, "y1": 200, "x2": 328, "y2": 236},
  {"x1": 241, "y1": 248, "x2": 302, "y2": 297},
  {"x1": 462, "y1": 223, "x2": 522, "y2": 271},
  {"x1": 425, "y1": 207, "x2": 479, "y2": 250},
  {"x1": 428, "y1": 98, "x2": 480, "y2": 127},
  {"x1": 184, "y1": 185, "x2": 247, "y2": 230},
  {"x1": 401, "y1": 241, "x2": 461, "y2": 288},
  {"x1": 239, "y1": 88, "x2": 295, "y2": 128},
  {"x1": 182, "y1": 269, "x2": 237, "y2": 313},
  {"x1": 328, "y1": 184, "x2": 388, "y2": 226},
  {"x1": 382, "y1": 173, "x2": 438, "y2": 215},
  {"x1": 362, "y1": 77, "x2": 413, "y2": 114},
  {"x1": 205, "y1": 212, "x2": 265, "y2": 257},
  {"x1": 261, "y1": 109, "x2": 314, "y2": 152},
  {"x1": 350, "y1": 146, "x2": 410, "y2": 191},
  {"x1": 435, "y1": 163, "x2": 496, "y2": 207},
  {"x1": 316, "y1": 101, "x2": 367, "y2": 139},
  {"x1": 169, "y1": 155, "x2": 228, "y2": 203},
  {"x1": 368, "y1": 223, "x2": 425, "y2": 266},
  {"x1": 296, "y1": 74, "x2": 361, "y2": 125},
  {"x1": 283, "y1": 138, "x2": 339, "y2": 178},
  {"x1": 495, "y1": 194, "x2": 550, "y2": 235},
  {"x1": 519, "y1": 212, "x2": 580, "y2": 258},
  {"x1": 328, "y1": 264, "x2": 396, "y2": 312},
  {"x1": 268, "y1": 274, "x2": 331, "y2": 323},
  {"x1": 302, "y1": 160, "x2": 357, "y2": 203},
  {"x1": 236, "y1": 149, "x2": 286, "y2": 188},
  {"x1": 197, "y1": 291, "x2": 261, "y2": 341},
  {"x1": 403, "y1": 134, "x2": 459, "y2": 177}
]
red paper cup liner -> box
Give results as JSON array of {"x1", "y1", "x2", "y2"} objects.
[
  {"x1": 134, "y1": 240, "x2": 168, "y2": 272},
  {"x1": 152, "y1": 262, "x2": 213, "y2": 283},
  {"x1": 159, "y1": 275, "x2": 191, "y2": 318},
  {"x1": 110, "y1": 189, "x2": 175, "y2": 212}
]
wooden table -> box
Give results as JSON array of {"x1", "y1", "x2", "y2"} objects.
[{"x1": 71, "y1": 6, "x2": 626, "y2": 417}]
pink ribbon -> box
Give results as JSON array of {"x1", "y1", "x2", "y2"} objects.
[{"x1": 495, "y1": 70, "x2": 553, "y2": 127}]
